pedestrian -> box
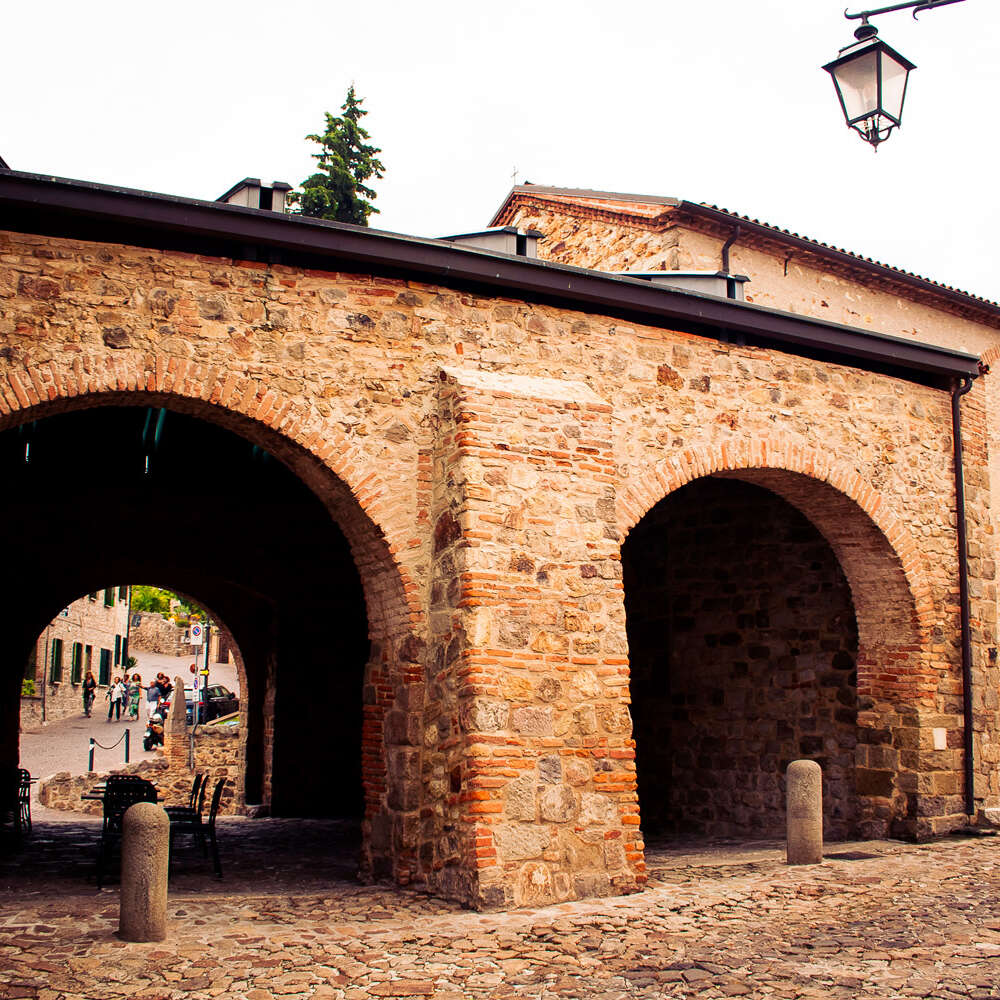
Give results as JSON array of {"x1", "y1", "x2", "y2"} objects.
[
  {"x1": 106, "y1": 676, "x2": 125, "y2": 721},
  {"x1": 82, "y1": 670, "x2": 97, "y2": 717},
  {"x1": 145, "y1": 678, "x2": 160, "y2": 720},
  {"x1": 127, "y1": 673, "x2": 142, "y2": 720},
  {"x1": 154, "y1": 673, "x2": 174, "y2": 720}
]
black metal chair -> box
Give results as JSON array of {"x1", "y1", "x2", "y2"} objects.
[
  {"x1": 169, "y1": 777, "x2": 225, "y2": 878},
  {"x1": 165, "y1": 773, "x2": 203, "y2": 818},
  {"x1": 16, "y1": 769, "x2": 31, "y2": 836},
  {"x1": 96, "y1": 776, "x2": 157, "y2": 887},
  {"x1": 165, "y1": 772, "x2": 207, "y2": 825}
]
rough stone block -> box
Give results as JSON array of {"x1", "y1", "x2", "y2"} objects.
[
  {"x1": 512, "y1": 706, "x2": 552, "y2": 736},
  {"x1": 460, "y1": 698, "x2": 510, "y2": 733},
  {"x1": 494, "y1": 824, "x2": 550, "y2": 861},
  {"x1": 539, "y1": 784, "x2": 577, "y2": 823}
]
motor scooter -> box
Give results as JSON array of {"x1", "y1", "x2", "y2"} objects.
[{"x1": 143, "y1": 713, "x2": 164, "y2": 752}]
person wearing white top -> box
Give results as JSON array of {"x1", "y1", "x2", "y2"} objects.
[{"x1": 107, "y1": 676, "x2": 127, "y2": 721}]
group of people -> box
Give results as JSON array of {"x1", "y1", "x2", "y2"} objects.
[{"x1": 81, "y1": 671, "x2": 174, "y2": 721}]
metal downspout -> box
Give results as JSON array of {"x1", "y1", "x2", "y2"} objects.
[
  {"x1": 951, "y1": 375, "x2": 976, "y2": 817},
  {"x1": 721, "y1": 226, "x2": 741, "y2": 299}
]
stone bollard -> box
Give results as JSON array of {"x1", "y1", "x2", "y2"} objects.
[
  {"x1": 119, "y1": 802, "x2": 170, "y2": 942},
  {"x1": 786, "y1": 759, "x2": 823, "y2": 865}
]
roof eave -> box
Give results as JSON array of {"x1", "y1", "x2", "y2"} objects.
[{"x1": 0, "y1": 170, "x2": 980, "y2": 388}]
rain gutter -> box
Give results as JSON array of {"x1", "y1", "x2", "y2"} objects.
[{"x1": 952, "y1": 375, "x2": 976, "y2": 817}]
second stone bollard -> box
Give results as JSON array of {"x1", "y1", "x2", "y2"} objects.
[
  {"x1": 786, "y1": 759, "x2": 823, "y2": 865},
  {"x1": 119, "y1": 802, "x2": 170, "y2": 942}
]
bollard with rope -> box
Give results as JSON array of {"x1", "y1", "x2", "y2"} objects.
[{"x1": 88, "y1": 729, "x2": 132, "y2": 771}]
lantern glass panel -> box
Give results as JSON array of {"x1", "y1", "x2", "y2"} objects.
[
  {"x1": 832, "y1": 48, "x2": 879, "y2": 122},
  {"x1": 880, "y1": 50, "x2": 910, "y2": 123}
]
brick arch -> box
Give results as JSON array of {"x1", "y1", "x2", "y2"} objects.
[
  {"x1": 2, "y1": 353, "x2": 425, "y2": 877},
  {"x1": 0, "y1": 354, "x2": 421, "y2": 638},
  {"x1": 618, "y1": 438, "x2": 934, "y2": 639},
  {"x1": 620, "y1": 439, "x2": 940, "y2": 836}
]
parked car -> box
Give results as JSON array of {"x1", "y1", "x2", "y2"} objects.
[{"x1": 185, "y1": 684, "x2": 239, "y2": 724}]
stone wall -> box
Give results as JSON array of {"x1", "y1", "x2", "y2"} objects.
[
  {"x1": 624, "y1": 478, "x2": 858, "y2": 840},
  {"x1": 499, "y1": 189, "x2": 1000, "y2": 669},
  {"x1": 38, "y1": 722, "x2": 243, "y2": 816},
  {"x1": 129, "y1": 612, "x2": 189, "y2": 657},
  {"x1": 39, "y1": 757, "x2": 169, "y2": 815},
  {"x1": 2, "y1": 224, "x2": 997, "y2": 906}
]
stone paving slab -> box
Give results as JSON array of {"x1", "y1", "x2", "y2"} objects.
[{"x1": 2, "y1": 820, "x2": 1000, "y2": 999}]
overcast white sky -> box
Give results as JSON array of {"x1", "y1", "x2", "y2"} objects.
[{"x1": 5, "y1": 1, "x2": 996, "y2": 299}]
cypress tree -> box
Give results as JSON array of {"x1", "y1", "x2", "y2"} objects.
[{"x1": 290, "y1": 86, "x2": 385, "y2": 226}]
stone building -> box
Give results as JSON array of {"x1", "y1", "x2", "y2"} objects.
[
  {"x1": 491, "y1": 184, "x2": 1000, "y2": 548},
  {"x1": 21, "y1": 587, "x2": 131, "y2": 728},
  {"x1": 0, "y1": 168, "x2": 997, "y2": 909}
]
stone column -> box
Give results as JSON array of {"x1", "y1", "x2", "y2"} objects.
[
  {"x1": 118, "y1": 802, "x2": 169, "y2": 941},
  {"x1": 426, "y1": 368, "x2": 643, "y2": 909},
  {"x1": 786, "y1": 759, "x2": 823, "y2": 865}
]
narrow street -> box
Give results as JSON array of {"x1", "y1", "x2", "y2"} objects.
[{"x1": 19, "y1": 652, "x2": 239, "y2": 800}]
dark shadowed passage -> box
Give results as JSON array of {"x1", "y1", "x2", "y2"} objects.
[
  {"x1": 623, "y1": 477, "x2": 859, "y2": 841},
  {"x1": 1, "y1": 405, "x2": 370, "y2": 820}
]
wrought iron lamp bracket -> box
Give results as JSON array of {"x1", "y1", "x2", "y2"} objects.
[{"x1": 844, "y1": 0, "x2": 965, "y2": 39}]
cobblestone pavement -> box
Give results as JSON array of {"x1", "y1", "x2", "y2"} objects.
[{"x1": 2, "y1": 819, "x2": 1000, "y2": 999}]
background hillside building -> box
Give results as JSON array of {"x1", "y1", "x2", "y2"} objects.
[{"x1": 21, "y1": 587, "x2": 131, "y2": 728}]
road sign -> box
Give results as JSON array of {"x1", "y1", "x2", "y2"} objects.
[
  {"x1": 200, "y1": 669, "x2": 209, "y2": 675},
  {"x1": 189, "y1": 623, "x2": 204, "y2": 645}
]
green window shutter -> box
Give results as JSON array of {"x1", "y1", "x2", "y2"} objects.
[
  {"x1": 118, "y1": 586, "x2": 127, "y2": 601},
  {"x1": 50, "y1": 638, "x2": 64, "y2": 682},
  {"x1": 104, "y1": 588, "x2": 114, "y2": 607},
  {"x1": 89, "y1": 592, "x2": 98, "y2": 602},
  {"x1": 71, "y1": 643, "x2": 83, "y2": 683},
  {"x1": 114, "y1": 635, "x2": 121, "y2": 665},
  {"x1": 98, "y1": 649, "x2": 111, "y2": 685}
]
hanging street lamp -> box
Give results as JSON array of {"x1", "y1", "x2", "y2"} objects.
[{"x1": 823, "y1": 0, "x2": 965, "y2": 150}]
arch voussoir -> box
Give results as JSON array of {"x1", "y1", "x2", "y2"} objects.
[
  {"x1": 1, "y1": 356, "x2": 422, "y2": 628},
  {"x1": 619, "y1": 439, "x2": 936, "y2": 640}
]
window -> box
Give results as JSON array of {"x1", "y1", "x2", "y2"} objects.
[
  {"x1": 118, "y1": 585, "x2": 127, "y2": 602},
  {"x1": 88, "y1": 592, "x2": 98, "y2": 602},
  {"x1": 71, "y1": 642, "x2": 83, "y2": 684},
  {"x1": 23, "y1": 649, "x2": 37, "y2": 681},
  {"x1": 104, "y1": 588, "x2": 115, "y2": 608},
  {"x1": 98, "y1": 648, "x2": 111, "y2": 685},
  {"x1": 114, "y1": 635, "x2": 122, "y2": 666},
  {"x1": 50, "y1": 638, "x2": 64, "y2": 683}
]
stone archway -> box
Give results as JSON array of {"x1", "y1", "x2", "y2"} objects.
[
  {"x1": 0, "y1": 380, "x2": 423, "y2": 882},
  {"x1": 621, "y1": 441, "x2": 942, "y2": 839}
]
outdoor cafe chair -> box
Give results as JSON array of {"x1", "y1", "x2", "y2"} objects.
[
  {"x1": 96, "y1": 776, "x2": 157, "y2": 887},
  {"x1": 165, "y1": 772, "x2": 207, "y2": 824},
  {"x1": 16, "y1": 769, "x2": 31, "y2": 836},
  {"x1": 2, "y1": 768, "x2": 32, "y2": 840},
  {"x1": 169, "y1": 777, "x2": 226, "y2": 878}
]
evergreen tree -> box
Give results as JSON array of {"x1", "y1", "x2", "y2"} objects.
[{"x1": 290, "y1": 86, "x2": 385, "y2": 226}]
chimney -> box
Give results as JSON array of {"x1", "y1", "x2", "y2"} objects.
[
  {"x1": 441, "y1": 226, "x2": 543, "y2": 258},
  {"x1": 217, "y1": 178, "x2": 292, "y2": 214}
]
